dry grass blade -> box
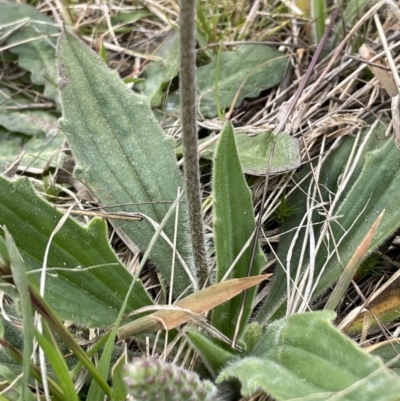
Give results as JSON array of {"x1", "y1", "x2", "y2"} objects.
[
  {"x1": 117, "y1": 274, "x2": 271, "y2": 339},
  {"x1": 359, "y1": 44, "x2": 397, "y2": 97},
  {"x1": 325, "y1": 210, "x2": 385, "y2": 311},
  {"x1": 54, "y1": 207, "x2": 143, "y2": 221}
]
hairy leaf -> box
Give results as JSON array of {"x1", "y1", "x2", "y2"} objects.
[
  {"x1": 218, "y1": 311, "x2": 400, "y2": 401},
  {"x1": 57, "y1": 32, "x2": 195, "y2": 295},
  {"x1": 0, "y1": 176, "x2": 152, "y2": 327},
  {"x1": 211, "y1": 122, "x2": 267, "y2": 343}
]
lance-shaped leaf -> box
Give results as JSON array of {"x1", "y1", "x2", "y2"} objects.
[
  {"x1": 57, "y1": 32, "x2": 195, "y2": 295},
  {"x1": 217, "y1": 311, "x2": 400, "y2": 401},
  {"x1": 211, "y1": 122, "x2": 267, "y2": 343},
  {"x1": 0, "y1": 176, "x2": 152, "y2": 327}
]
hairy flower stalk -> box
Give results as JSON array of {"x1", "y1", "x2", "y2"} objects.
[{"x1": 179, "y1": 0, "x2": 209, "y2": 287}]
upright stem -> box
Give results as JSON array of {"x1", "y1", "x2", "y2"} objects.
[{"x1": 179, "y1": 0, "x2": 208, "y2": 287}]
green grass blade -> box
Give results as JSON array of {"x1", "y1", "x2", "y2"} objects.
[
  {"x1": 0, "y1": 365, "x2": 36, "y2": 401},
  {"x1": 29, "y1": 285, "x2": 111, "y2": 397},
  {"x1": 4, "y1": 229, "x2": 33, "y2": 401},
  {"x1": 185, "y1": 327, "x2": 236, "y2": 377},
  {"x1": 34, "y1": 322, "x2": 80, "y2": 401},
  {"x1": 0, "y1": 336, "x2": 65, "y2": 401},
  {"x1": 310, "y1": 0, "x2": 327, "y2": 43},
  {"x1": 87, "y1": 193, "x2": 182, "y2": 400}
]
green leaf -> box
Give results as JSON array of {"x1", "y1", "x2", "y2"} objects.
[
  {"x1": 0, "y1": 88, "x2": 59, "y2": 137},
  {"x1": 110, "y1": 353, "x2": 128, "y2": 401},
  {"x1": 0, "y1": 364, "x2": 36, "y2": 401},
  {"x1": 258, "y1": 124, "x2": 400, "y2": 322},
  {"x1": 57, "y1": 32, "x2": 195, "y2": 296},
  {"x1": 29, "y1": 285, "x2": 111, "y2": 397},
  {"x1": 211, "y1": 122, "x2": 267, "y2": 342},
  {"x1": 370, "y1": 342, "x2": 400, "y2": 376},
  {"x1": 89, "y1": 190, "x2": 184, "y2": 401},
  {"x1": 310, "y1": 0, "x2": 327, "y2": 43},
  {"x1": 34, "y1": 323, "x2": 80, "y2": 401},
  {"x1": 185, "y1": 327, "x2": 236, "y2": 377},
  {"x1": 0, "y1": 1, "x2": 60, "y2": 107},
  {"x1": 136, "y1": 31, "x2": 180, "y2": 107},
  {"x1": 202, "y1": 131, "x2": 301, "y2": 175},
  {"x1": 197, "y1": 45, "x2": 287, "y2": 118},
  {"x1": 217, "y1": 311, "x2": 400, "y2": 401},
  {"x1": 0, "y1": 176, "x2": 152, "y2": 327},
  {"x1": 15, "y1": 131, "x2": 65, "y2": 170},
  {"x1": 0, "y1": 87, "x2": 63, "y2": 171},
  {"x1": 110, "y1": 10, "x2": 152, "y2": 32},
  {"x1": 0, "y1": 128, "x2": 22, "y2": 172},
  {"x1": 5, "y1": 229, "x2": 33, "y2": 401}
]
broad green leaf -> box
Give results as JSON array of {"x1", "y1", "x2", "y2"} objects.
[
  {"x1": 217, "y1": 311, "x2": 400, "y2": 401},
  {"x1": 202, "y1": 131, "x2": 301, "y2": 175},
  {"x1": 211, "y1": 122, "x2": 267, "y2": 343},
  {"x1": 0, "y1": 176, "x2": 152, "y2": 327},
  {"x1": 136, "y1": 31, "x2": 180, "y2": 107},
  {"x1": 257, "y1": 124, "x2": 400, "y2": 322},
  {"x1": 0, "y1": 132, "x2": 65, "y2": 173},
  {"x1": 197, "y1": 45, "x2": 287, "y2": 118},
  {"x1": 0, "y1": 1, "x2": 60, "y2": 107},
  {"x1": 57, "y1": 32, "x2": 195, "y2": 296}
]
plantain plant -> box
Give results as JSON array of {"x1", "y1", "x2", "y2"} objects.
[{"x1": 1, "y1": 1, "x2": 400, "y2": 401}]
